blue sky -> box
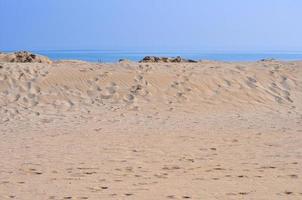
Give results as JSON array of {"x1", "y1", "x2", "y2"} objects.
[{"x1": 1, "y1": 0, "x2": 302, "y2": 51}]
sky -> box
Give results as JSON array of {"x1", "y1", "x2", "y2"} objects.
[{"x1": 1, "y1": 0, "x2": 302, "y2": 52}]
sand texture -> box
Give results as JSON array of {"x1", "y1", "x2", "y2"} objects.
[{"x1": 0, "y1": 60, "x2": 302, "y2": 199}]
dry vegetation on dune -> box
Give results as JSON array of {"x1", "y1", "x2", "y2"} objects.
[
  {"x1": 0, "y1": 56, "x2": 302, "y2": 199},
  {"x1": 0, "y1": 51, "x2": 52, "y2": 64}
]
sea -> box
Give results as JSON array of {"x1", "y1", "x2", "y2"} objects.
[{"x1": 12, "y1": 50, "x2": 302, "y2": 63}]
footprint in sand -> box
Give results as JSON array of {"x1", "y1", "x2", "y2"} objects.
[{"x1": 124, "y1": 94, "x2": 135, "y2": 103}]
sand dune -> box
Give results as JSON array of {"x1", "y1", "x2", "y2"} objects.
[
  {"x1": 1, "y1": 60, "x2": 301, "y2": 112},
  {"x1": 0, "y1": 59, "x2": 302, "y2": 199}
]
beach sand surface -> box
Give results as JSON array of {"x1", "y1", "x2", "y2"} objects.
[{"x1": 0, "y1": 60, "x2": 302, "y2": 199}]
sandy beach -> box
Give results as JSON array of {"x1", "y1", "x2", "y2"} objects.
[{"x1": 0, "y1": 56, "x2": 302, "y2": 199}]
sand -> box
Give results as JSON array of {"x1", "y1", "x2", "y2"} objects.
[{"x1": 0, "y1": 59, "x2": 302, "y2": 199}]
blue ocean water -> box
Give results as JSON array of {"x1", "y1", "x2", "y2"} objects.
[{"x1": 27, "y1": 50, "x2": 302, "y2": 63}]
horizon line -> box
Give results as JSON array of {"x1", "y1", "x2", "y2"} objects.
[{"x1": 2, "y1": 49, "x2": 302, "y2": 54}]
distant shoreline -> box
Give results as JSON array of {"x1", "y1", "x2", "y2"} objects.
[{"x1": 1, "y1": 51, "x2": 302, "y2": 63}]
